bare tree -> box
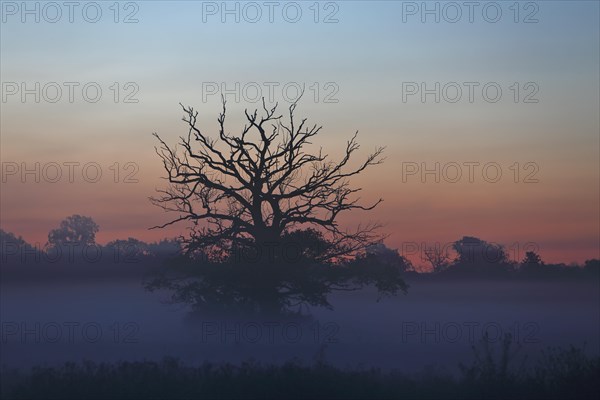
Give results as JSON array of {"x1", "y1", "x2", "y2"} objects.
[
  {"x1": 148, "y1": 97, "x2": 406, "y2": 314},
  {"x1": 423, "y1": 245, "x2": 451, "y2": 273},
  {"x1": 151, "y1": 96, "x2": 385, "y2": 262}
]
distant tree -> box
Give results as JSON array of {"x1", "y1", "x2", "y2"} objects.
[
  {"x1": 518, "y1": 251, "x2": 547, "y2": 276},
  {"x1": 0, "y1": 229, "x2": 37, "y2": 263},
  {"x1": 452, "y1": 236, "x2": 509, "y2": 265},
  {"x1": 446, "y1": 236, "x2": 513, "y2": 276},
  {"x1": 47, "y1": 215, "x2": 99, "y2": 247},
  {"x1": 364, "y1": 243, "x2": 412, "y2": 272},
  {"x1": 105, "y1": 238, "x2": 150, "y2": 261},
  {"x1": 521, "y1": 251, "x2": 543, "y2": 267},
  {"x1": 423, "y1": 245, "x2": 452, "y2": 273},
  {"x1": 1, "y1": 229, "x2": 28, "y2": 251}
]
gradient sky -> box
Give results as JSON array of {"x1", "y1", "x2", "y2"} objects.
[{"x1": 1, "y1": 1, "x2": 599, "y2": 265}]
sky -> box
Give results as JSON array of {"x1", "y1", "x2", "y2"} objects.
[{"x1": 1, "y1": 1, "x2": 599, "y2": 265}]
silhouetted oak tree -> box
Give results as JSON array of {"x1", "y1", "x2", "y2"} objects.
[{"x1": 149, "y1": 98, "x2": 406, "y2": 314}]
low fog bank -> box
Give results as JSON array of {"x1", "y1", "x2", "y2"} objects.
[{"x1": 1, "y1": 278, "x2": 598, "y2": 373}]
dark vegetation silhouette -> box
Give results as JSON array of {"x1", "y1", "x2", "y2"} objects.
[
  {"x1": 1, "y1": 220, "x2": 597, "y2": 283},
  {"x1": 47, "y1": 215, "x2": 99, "y2": 248},
  {"x1": 429, "y1": 236, "x2": 515, "y2": 278},
  {"x1": 0, "y1": 216, "x2": 180, "y2": 281},
  {"x1": 3, "y1": 337, "x2": 598, "y2": 400},
  {"x1": 147, "y1": 97, "x2": 408, "y2": 314}
]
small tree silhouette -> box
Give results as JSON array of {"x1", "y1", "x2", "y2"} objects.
[
  {"x1": 47, "y1": 215, "x2": 99, "y2": 247},
  {"x1": 445, "y1": 236, "x2": 513, "y2": 277},
  {"x1": 423, "y1": 245, "x2": 451, "y2": 273},
  {"x1": 521, "y1": 251, "x2": 543, "y2": 267},
  {"x1": 518, "y1": 250, "x2": 547, "y2": 277},
  {"x1": 149, "y1": 98, "x2": 406, "y2": 314}
]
